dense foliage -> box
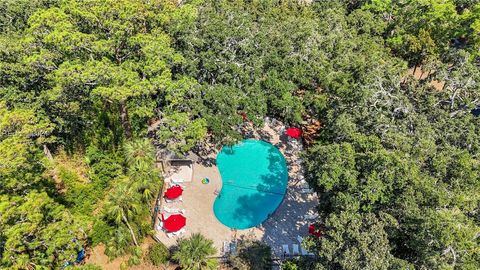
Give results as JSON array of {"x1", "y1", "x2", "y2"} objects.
[
  {"x1": 227, "y1": 239, "x2": 272, "y2": 270},
  {"x1": 0, "y1": 0, "x2": 479, "y2": 269}
]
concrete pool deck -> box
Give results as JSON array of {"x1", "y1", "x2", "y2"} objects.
[{"x1": 154, "y1": 120, "x2": 319, "y2": 256}]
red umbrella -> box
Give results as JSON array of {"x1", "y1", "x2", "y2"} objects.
[
  {"x1": 163, "y1": 214, "x2": 186, "y2": 232},
  {"x1": 286, "y1": 127, "x2": 302, "y2": 139},
  {"x1": 308, "y1": 224, "x2": 322, "y2": 237},
  {"x1": 164, "y1": 185, "x2": 183, "y2": 200}
]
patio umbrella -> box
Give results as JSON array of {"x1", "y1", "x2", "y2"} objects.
[
  {"x1": 163, "y1": 214, "x2": 186, "y2": 232},
  {"x1": 286, "y1": 127, "x2": 302, "y2": 139},
  {"x1": 164, "y1": 185, "x2": 183, "y2": 200}
]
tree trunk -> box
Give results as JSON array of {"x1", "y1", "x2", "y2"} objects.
[
  {"x1": 119, "y1": 100, "x2": 132, "y2": 140},
  {"x1": 122, "y1": 214, "x2": 139, "y2": 246},
  {"x1": 43, "y1": 144, "x2": 53, "y2": 161}
]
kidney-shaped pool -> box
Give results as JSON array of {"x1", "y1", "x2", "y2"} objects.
[{"x1": 213, "y1": 139, "x2": 288, "y2": 229}]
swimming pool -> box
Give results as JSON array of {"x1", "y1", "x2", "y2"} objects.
[{"x1": 213, "y1": 139, "x2": 288, "y2": 229}]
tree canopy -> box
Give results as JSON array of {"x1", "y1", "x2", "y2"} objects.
[{"x1": 0, "y1": 0, "x2": 479, "y2": 269}]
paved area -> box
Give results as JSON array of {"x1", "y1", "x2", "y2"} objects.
[{"x1": 154, "y1": 120, "x2": 319, "y2": 256}]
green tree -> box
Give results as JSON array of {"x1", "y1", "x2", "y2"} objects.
[
  {"x1": 0, "y1": 0, "x2": 58, "y2": 33},
  {"x1": 103, "y1": 181, "x2": 142, "y2": 246},
  {"x1": 0, "y1": 102, "x2": 53, "y2": 194},
  {"x1": 311, "y1": 211, "x2": 406, "y2": 270},
  {"x1": 15, "y1": 0, "x2": 195, "y2": 142},
  {"x1": 365, "y1": 0, "x2": 462, "y2": 68},
  {"x1": 173, "y1": 233, "x2": 218, "y2": 270},
  {"x1": 228, "y1": 239, "x2": 272, "y2": 270},
  {"x1": 124, "y1": 139, "x2": 161, "y2": 203},
  {"x1": 0, "y1": 192, "x2": 86, "y2": 269}
]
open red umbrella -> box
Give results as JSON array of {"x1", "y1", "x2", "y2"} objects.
[
  {"x1": 162, "y1": 214, "x2": 186, "y2": 232},
  {"x1": 164, "y1": 185, "x2": 183, "y2": 200},
  {"x1": 286, "y1": 127, "x2": 302, "y2": 139},
  {"x1": 308, "y1": 224, "x2": 322, "y2": 237}
]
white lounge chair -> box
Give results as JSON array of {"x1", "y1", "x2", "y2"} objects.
[
  {"x1": 297, "y1": 235, "x2": 303, "y2": 243},
  {"x1": 282, "y1": 245, "x2": 290, "y2": 257},
  {"x1": 300, "y1": 188, "x2": 314, "y2": 194},
  {"x1": 229, "y1": 241, "x2": 237, "y2": 255},
  {"x1": 173, "y1": 228, "x2": 186, "y2": 236},
  {"x1": 165, "y1": 196, "x2": 183, "y2": 203},
  {"x1": 171, "y1": 178, "x2": 185, "y2": 184},
  {"x1": 292, "y1": 244, "x2": 300, "y2": 255},
  {"x1": 223, "y1": 241, "x2": 230, "y2": 254},
  {"x1": 304, "y1": 213, "x2": 319, "y2": 220},
  {"x1": 301, "y1": 247, "x2": 314, "y2": 256},
  {"x1": 299, "y1": 182, "x2": 310, "y2": 189},
  {"x1": 163, "y1": 206, "x2": 186, "y2": 214},
  {"x1": 168, "y1": 182, "x2": 186, "y2": 189}
]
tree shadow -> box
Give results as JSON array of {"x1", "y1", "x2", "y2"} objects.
[
  {"x1": 226, "y1": 236, "x2": 273, "y2": 270},
  {"x1": 229, "y1": 144, "x2": 288, "y2": 226}
]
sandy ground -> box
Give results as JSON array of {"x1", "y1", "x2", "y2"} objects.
[
  {"x1": 154, "y1": 119, "x2": 319, "y2": 257},
  {"x1": 86, "y1": 237, "x2": 178, "y2": 270},
  {"x1": 407, "y1": 67, "x2": 444, "y2": 90}
]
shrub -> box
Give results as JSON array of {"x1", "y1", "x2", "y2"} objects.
[
  {"x1": 128, "y1": 246, "x2": 142, "y2": 266},
  {"x1": 90, "y1": 219, "x2": 113, "y2": 246},
  {"x1": 147, "y1": 242, "x2": 170, "y2": 266},
  {"x1": 228, "y1": 239, "x2": 272, "y2": 270},
  {"x1": 281, "y1": 260, "x2": 300, "y2": 270}
]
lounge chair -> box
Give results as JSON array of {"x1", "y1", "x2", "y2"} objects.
[
  {"x1": 297, "y1": 235, "x2": 303, "y2": 243},
  {"x1": 166, "y1": 232, "x2": 174, "y2": 238},
  {"x1": 282, "y1": 244, "x2": 290, "y2": 257},
  {"x1": 304, "y1": 213, "x2": 319, "y2": 220},
  {"x1": 223, "y1": 241, "x2": 231, "y2": 254},
  {"x1": 173, "y1": 228, "x2": 186, "y2": 236},
  {"x1": 292, "y1": 244, "x2": 300, "y2": 255},
  {"x1": 171, "y1": 178, "x2": 185, "y2": 184},
  {"x1": 163, "y1": 206, "x2": 186, "y2": 214},
  {"x1": 299, "y1": 182, "x2": 310, "y2": 189},
  {"x1": 168, "y1": 182, "x2": 186, "y2": 189},
  {"x1": 300, "y1": 188, "x2": 314, "y2": 194},
  {"x1": 230, "y1": 241, "x2": 237, "y2": 255},
  {"x1": 301, "y1": 247, "x2": 314, "y2": 256},
  {"x1": 165, "y1": 196, "x2": 183, "y2": 203}
]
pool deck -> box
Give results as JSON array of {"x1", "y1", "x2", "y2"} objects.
[{"x1": 154, "y1": 120, "x2": 319, "y2": 256}]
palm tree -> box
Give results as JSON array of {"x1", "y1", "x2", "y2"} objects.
[
  {"x1": 173, "y1": 233, "x2": 218, "y2": 270},
  {"x1": 124, "y1": 139, "x2": 156, "y2": 168},
  {"x1": 128, "y1": 161, "x2": 159, "y2": 203},
  {"x1": 104, "y1": 181, "x2": 142, "y2": 246},
  {"x1": 124, "y1": 139, "x2": 160, "y2": 203}
]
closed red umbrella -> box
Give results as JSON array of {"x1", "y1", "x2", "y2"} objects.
[
  {"x1": 286, "y1": 127, "x2": 302, "y2": 139},
  {"x1": 164, "y1": 185, "x2": 183, "y2": 200},
  {"x1": 162, "y1": 214, "x2": 186, "y2": 232}
]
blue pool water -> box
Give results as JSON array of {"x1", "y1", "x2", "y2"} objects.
[{"x1": 213, "y1": 139, "x2": 288, "y2": 229}]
